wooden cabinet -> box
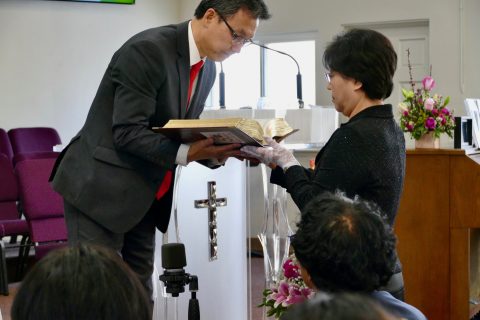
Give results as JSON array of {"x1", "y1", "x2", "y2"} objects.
[{"x1": 396, "y1": 149, "x2": 480, "y2": 320}]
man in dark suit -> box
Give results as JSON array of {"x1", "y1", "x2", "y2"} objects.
[{"x1": 50, "y1": 0, "x2": 270, "y2": 298}]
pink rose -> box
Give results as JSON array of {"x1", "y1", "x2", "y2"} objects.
[
  {"x1": 440, "y1": 107, "x2": 450, "y2": 116},
  {"x1": 431, "y1": 108, "x2": 439, "y2": 116},
  {"x1": 283, "y1": 259, "x2": 300, "y2": 279},
  {"x1": 424, "y1": 98, "x2": 435, "y2": 111},
  {"x1": 438, "y1": 114, "x2": 446, "y2": 125},
  {"x1": 425, "y1": 117, "x2": 436, "y2": 130},
  {"x1": 422, "y1": 76, "x2": 436, "y2": 91}
]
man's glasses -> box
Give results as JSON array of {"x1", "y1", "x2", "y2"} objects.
[
  {"x1": 218, "y1": 13, "x2": 252, "y2": 46},
  {"x1": 324, "y1": 72, "x2": 334, "y2": 83}
]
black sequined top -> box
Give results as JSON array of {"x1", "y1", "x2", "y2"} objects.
[{"x1": 271, "y1": 104, "x2": 406, "y2": 226}]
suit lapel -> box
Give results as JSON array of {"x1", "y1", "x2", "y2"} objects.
[
  {"x1": 176, "y1": 21, "x2": 190, "y2": 119},
  {"x1": 177, "y1": 57, "x2": 189, "y2": 118}
]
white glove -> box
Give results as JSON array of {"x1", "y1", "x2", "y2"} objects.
[{"x1": 241, "y1": 137, "x2": 300, "y2": 169}]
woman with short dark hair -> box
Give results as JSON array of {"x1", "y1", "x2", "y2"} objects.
[{"x1": 242, "y1": 28, "x2": 406, "y2": 299}]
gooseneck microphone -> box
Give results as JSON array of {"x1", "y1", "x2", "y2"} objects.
[
  {"x1": 159, "y1": 243, "x2": 200, "y2": 320},
  {"x1": 251, "y1": 42, "x2": 304, "y2": 109},
  {"x1": 219, "y1": 62, "x2": 226, "y2": 109}
]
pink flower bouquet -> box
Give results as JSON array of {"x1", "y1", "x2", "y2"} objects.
[
  {"x1": 259, "y1": 255, "x2": 314, "y2": 318},
  {"x1": 399, "y1": 50, "x2": 455, "y2": 140}
]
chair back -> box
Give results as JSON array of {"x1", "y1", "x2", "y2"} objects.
[
  {"x1": 0, "y1": 129, "x2": 13, "y2": 164},
  {"x1": 0, "y1": 154, "x2": 19, "y2": 220},
  {"x1": 15, "y1": 156, "x2": 66, "y2": 245},
  {"x1": 8, "y1": 127, "x2": 61, "y2": 155}
]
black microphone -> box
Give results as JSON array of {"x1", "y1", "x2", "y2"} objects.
[
  {"x1": 251, "y1": 42, "x2": 304, "y2": 109},
  {"x1": 160, "y1": 243, "x2": 187, "y2": 297},
  {"x1": 159, "y1": 243, "x2": 200, "y2": 320},
  {"x1": 219, "y1": 62, "x2": 226, "y2": 109}
]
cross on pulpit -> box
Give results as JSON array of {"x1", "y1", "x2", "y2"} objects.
[{"x1": 194, "y1": 181, "x2": 227, "y2": 261}]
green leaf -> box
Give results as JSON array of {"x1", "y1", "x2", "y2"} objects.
[
  {"x1": 443, "y1": 96, "x2": 450, "y2": 107},
  {"x1": 402, "y1": 88, "x2": 414, "y2": 99}
]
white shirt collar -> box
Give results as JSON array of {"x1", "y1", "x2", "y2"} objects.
[{"x1": 188, "y1": 20, "x2": 205, "y2": 67}]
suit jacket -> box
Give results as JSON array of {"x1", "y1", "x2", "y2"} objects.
[{"x1": 51, "y1": 21, "x2": 216, "y2": 233}]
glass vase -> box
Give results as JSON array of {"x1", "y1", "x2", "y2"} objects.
[
  {"x1": 415, "y1": 131, "x2": 440, "y2": 149},
  {"x1": 258, "y1": 164, "x2": 293, "y2": 289}
]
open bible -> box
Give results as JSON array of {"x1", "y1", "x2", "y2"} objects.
[{"x1": 152, "y1": 118, "x2": 298, "y2": 146}]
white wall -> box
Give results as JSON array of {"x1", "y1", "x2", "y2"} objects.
[
  {"x1": 180, "y1": 0, "x2": 480, "y2": 115},
  {"x1": 179, "y1": 0, "x2": 480, "y2": 236},
  {"x1": 3, "y1": 0, "x2": 477, "y2": 142},
  {"x1": 0, "y1": 0, "x2": 179, "y2": 142}
]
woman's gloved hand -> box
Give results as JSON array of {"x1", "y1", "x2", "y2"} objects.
[{"x1": 240, "y1": 137, "x2": 300, "y2": 169}]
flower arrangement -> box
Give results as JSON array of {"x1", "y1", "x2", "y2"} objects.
[
  {"x1": 399, "y1": 49, "x2": 455, "y2": 140},
  {"x1": 259, "y1": 254, "x2": 314, "y2": 318}
]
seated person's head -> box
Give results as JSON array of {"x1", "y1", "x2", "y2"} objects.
[
  {"x1": 12, "y1": 243, "x2": 152, "y2": 320},
  {"x1": 280, "y1": 292, "x2": 399, "y2": 320},
  {"x1": 291, "y1": 192, "x2": 397, "y2": 293}
]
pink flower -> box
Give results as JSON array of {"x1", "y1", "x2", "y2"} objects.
[
  {"x1": 440, "y1": 107, "x2": 450, "y2": 116},
  {"x1": 283, "y1": 259, "x2": 300, "y2": 279},
  {"x1": 403, "y1": 110, "x2": 409, "y2": 117},
  {"x1": 269, "y1": 281, "x2": 313, "y2": 308},
  {"x1": 422, "y1": 76, "x2": 436, "y2": 91},
  {"x1": 431, "y1": 108, "x2": 439, "y2": 116},
  {"x1": 269, "y1": 281, "x2": 290, "y2": 308},
  {"x1": 424, "y1": 98, "x2": 435, "y2": 111},
  {"x1": 438, "y1": 114, "x2": 446, "y2": 125},
  {"x1": 283, "y1": 285, "x2": 311, "y2": 306},
  {"x1": 425, "y1": 117, "x2": 436, "y2": 130}
]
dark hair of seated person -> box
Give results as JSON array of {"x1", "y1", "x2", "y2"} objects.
[
  {"x1": 280, "y1": 292, "x2": 399, "y2": 320},
  {"x1": 11, "y1": 243, "x2": 152, "y2": 320},
  {"x1": 291, "y1": 191, "x2": 397, "y2": 293}
]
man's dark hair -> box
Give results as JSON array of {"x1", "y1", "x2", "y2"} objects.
[
  {"x1": 194, "y1": 0, "x2": 271, "y2": 20},
  {"x1": 280, "y1": 292, "x2": 398, "y2": 320},
  {"x1": 291, "y1": 192, "x2": 397, "y2": 293},
  {"x1": 323, "y1": 28, "x2": 397, "y2": 100},
  {"x1": 11, "y1": 244, "x2": 152, "y2": 320}
]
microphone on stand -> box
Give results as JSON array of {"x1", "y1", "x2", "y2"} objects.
[
  {"x1": 159, "y1": 243, "x2": 200, "y2": 320},
  {"x1": 251, "y1": 42, "x2": 304, "y2": 109},
  {"x1": 219, "y1": 62, "x2": 226, "y2": 109}
]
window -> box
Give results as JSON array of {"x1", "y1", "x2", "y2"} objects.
[
  {"x1": 206, "y1": 38, "x2": 316, "y2": 116},
  {"x1": 263, "y1": 40, "x2": 316, "y2": 115},
  {"x1": 206, "y1": 45, "x2": 260, "y2": 109}
]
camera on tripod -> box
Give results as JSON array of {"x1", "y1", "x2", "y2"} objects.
[{"x1": 159, "y1": 243, "x2": 200, "y2": 320}]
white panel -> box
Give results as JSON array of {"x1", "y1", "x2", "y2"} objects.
[
  {"x1": 400, "y1": 37, "x2": 427, "y2": 66},
  {"x1": 153, "y1": 159, "x2": 247, "y2": 320},
  {"x1": 284, "y1": 107, "x2": 338, "y2": 144}
]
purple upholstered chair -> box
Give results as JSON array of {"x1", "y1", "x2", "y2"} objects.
[
  {"x1": 0, "y1": 154, "x2": 30, "y2": 295},
  {"x1": 15, "y1": 156, "x2": 67, "y2": 262},
  {"x1": 8, "y1": 127, "x2": 61, "y2": 166},
  {"x1": 0, "y1": 129, "x2": 13, "y2": 165}
]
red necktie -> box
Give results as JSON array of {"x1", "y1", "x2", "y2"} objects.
[
  {"x1": 155, "y1": 60, "x2": 204, "y2": 200},
  {"x1": 187, "y1": 60, "x2": 204, "y2": 109}
]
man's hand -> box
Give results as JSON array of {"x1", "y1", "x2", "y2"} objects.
[
  {"x1": 187, "y1": 138, "x2": 242, "y2": 163},
  {"x1": 240, "y1": 137, "x2": 300, "y2": 169}
]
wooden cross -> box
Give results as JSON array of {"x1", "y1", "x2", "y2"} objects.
[{"x1": 194, "y1": 181, "x2": 227, "y2": 261}]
